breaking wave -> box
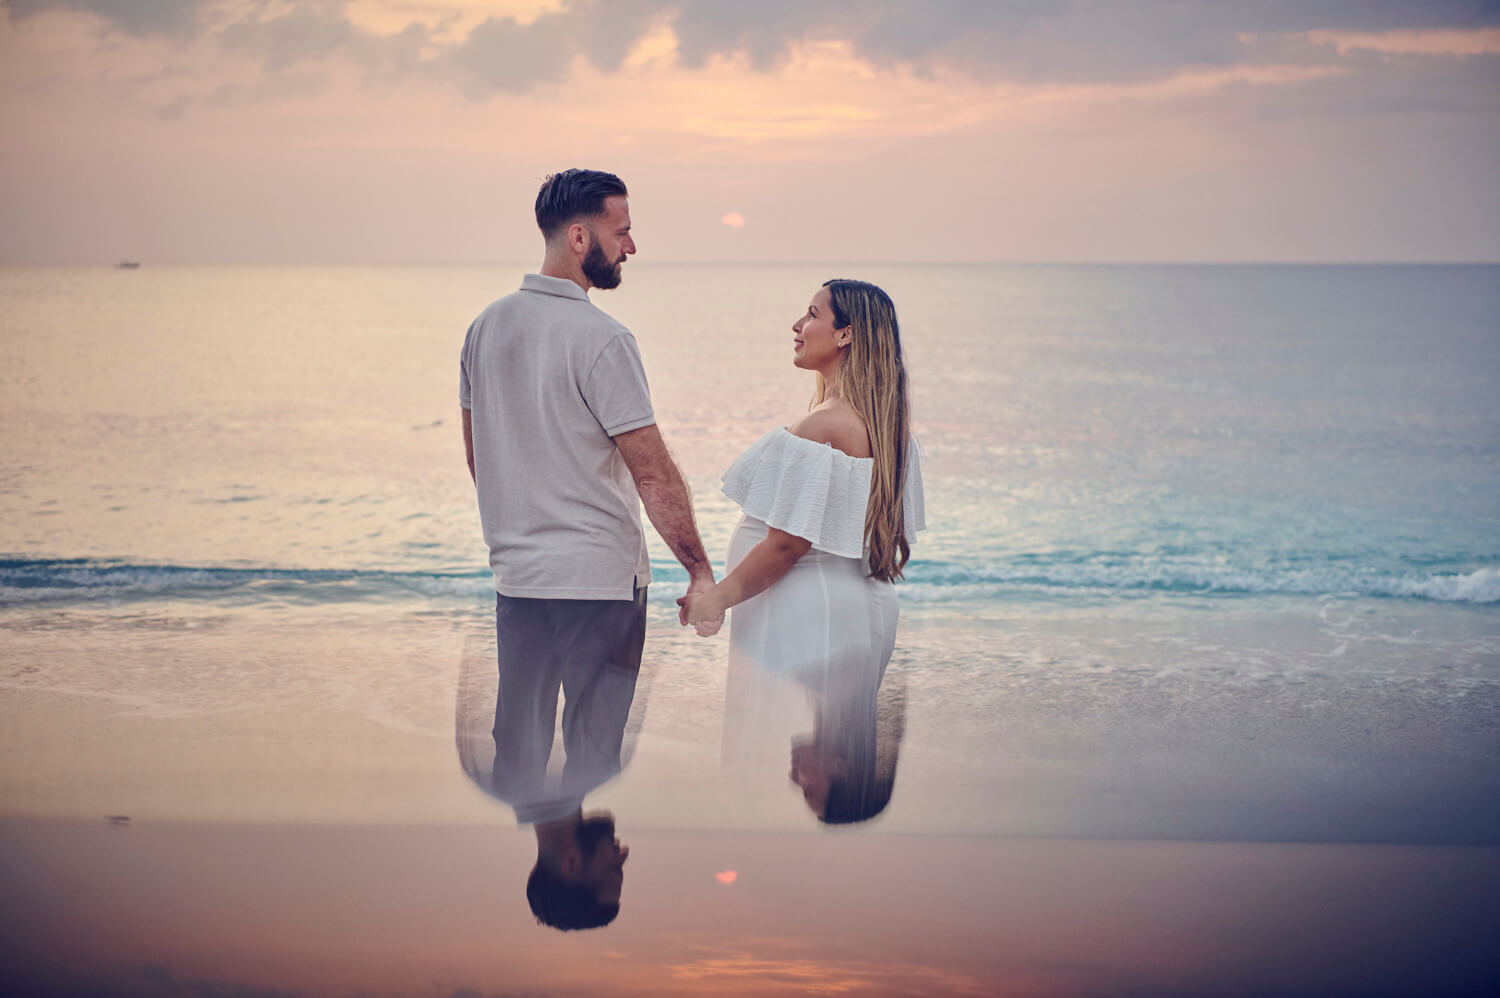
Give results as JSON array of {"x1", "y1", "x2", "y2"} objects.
[{"x1": 2, "y1": 557, "x2": 1496, "y2": 608}]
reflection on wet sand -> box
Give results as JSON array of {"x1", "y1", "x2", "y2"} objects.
[
  {"x1": 455, "y1": 592, "x2": 647, "y2": 931},
  {"x1": 720, "y1": 575, "x2": 907, "y2": 827},
  {"x1": 724, "y1": 647, "x2": 906, "y2": 826},
  {"x1": 791, "y1": 669, "x2": 904, "y2": 825}
]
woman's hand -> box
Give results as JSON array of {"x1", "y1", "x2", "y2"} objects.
[
  {"x1": 677, "y1": 588, "x2": 725, "y2": 637},
  {"x1": 677, "y1": 528, "x2": 810, "y2": 638}
]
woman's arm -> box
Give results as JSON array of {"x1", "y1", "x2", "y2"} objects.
[
  {"x1": 678, "y1": 526, "x2": 812, "y2": 627},
  {"x1": 682, "y1": 406, "x2": 861, "y2": 630}
]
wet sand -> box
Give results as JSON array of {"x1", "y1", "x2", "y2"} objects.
[
  {"x1": 4, "y1": 605, "x2": 1499, "y2": 839},
  {"x1": 3, "y1": 818, "x2": 1496, "y2": 997},
  {"x1": 3, "y1": 604, "x2": 1498, "y2": 995}
]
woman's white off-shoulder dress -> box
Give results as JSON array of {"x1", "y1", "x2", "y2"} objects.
[{"x1": 720, "y1": 428, "x2": 926, "y2": 692}]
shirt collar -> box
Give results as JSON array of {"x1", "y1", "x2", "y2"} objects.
[{"x1": 521, "y1": 273, "x2": 590, "y2": 301}]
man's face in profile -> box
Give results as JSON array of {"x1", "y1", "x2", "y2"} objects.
[
  {"x1": 527, "y1": 812, "x2": 629, "y2": 931},
  {"x1": 575, "y1": 812, "x2": 629, "y2": 903},
  {"x1": 580, "y1": 196, "x2": 633, "y2": 290}
]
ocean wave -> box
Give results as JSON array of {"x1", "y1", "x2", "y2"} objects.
[
  {"x1": 0, "y1": 559, "x2": 492, "y2": 606},
  {"x1": 1, "y1": 558, "x2": 1496, "y2": 608},
  {"x1": 899, "y1": 562, "x2": 1500, "y2": 604}
]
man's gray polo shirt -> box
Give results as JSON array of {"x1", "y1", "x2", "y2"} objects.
[{"x1": 460, "y1": 273, "x2": 655, "y2": 600}]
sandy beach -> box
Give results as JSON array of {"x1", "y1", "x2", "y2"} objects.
[{"x1": 3, "y1": 603, "x2": 1497, "y2": 841}]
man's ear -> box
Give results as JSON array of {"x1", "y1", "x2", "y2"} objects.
[
  {"x1": 559, "y1": 845, "x2": 583, "y2": 878},
  {"x1": 567, "y1": 221, "x2": 590, "y2": 255}
]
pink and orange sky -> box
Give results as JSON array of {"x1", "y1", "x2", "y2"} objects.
[{"x1": 1, "y1": 0, "x2": 1497, "y2": 264}]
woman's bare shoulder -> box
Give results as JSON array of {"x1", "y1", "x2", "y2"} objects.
[{"x1": 787, "y1": 401, "x2": 871, "y2": 459}]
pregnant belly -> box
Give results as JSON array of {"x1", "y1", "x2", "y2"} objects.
[{"x1": 726, "y1": 516, "x2": 898, "y2": 686}]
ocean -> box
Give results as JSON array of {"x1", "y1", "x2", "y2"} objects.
[{"x1": 1, "y1": 262, "x2": 1497, "y2": 839}]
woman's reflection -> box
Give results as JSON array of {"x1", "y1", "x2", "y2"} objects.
[
  {"x1": 455, "y1": 589, "x2": 648, "y2": 931},
  {"x1": 791, "y1": 669, "x2": 905, "y2": 824},
  {"x1": 722, "y1": 631, "x2": 905, "y2": 827}
]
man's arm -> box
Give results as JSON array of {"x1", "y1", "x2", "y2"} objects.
[
  {"x1": 612, "y1": 423, "x2": 719, "y2": 632},
  {"x1": 462, "y1": 407, "x2": 475, "y2": 484}
]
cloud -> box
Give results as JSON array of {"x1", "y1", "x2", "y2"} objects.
[
  {"x1": 0, "y1": 961, "x2": 312, "y2": 998},
  {"x1": 449, "y1": 12, "x2": 573, "y2": 94},
  {"x1": 12, "y1": 1, "x2": 1499, "y2": 86},
  {"x1": 2, "y1": 0, "x2": 205, "y2": 36},
  {"x1": 1305, "y1": 25, "x2": 1500, "y2": 55},
  {"x1": 447, "y1": 1, "x2": 661, "y2": 95},
  {"x1": 667, "y1": 950, "x2": 985, "y2": 996},
  {"x1": 6, "y1": 0, "x2": 1498, "y2": 116},
  {"x1": 219, "y1": 6, "x2": 357, "y2": 72},
  {"x1": 645, "y1": 1, "x2": 1500, "y2": 84},
  {"x1": 445, "y1": 0, "x2": 1500, "y2": 101}
]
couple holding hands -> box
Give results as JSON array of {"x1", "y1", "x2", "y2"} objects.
[{"x1": 457, "y1": 168, "x2": 922, "y2": 927}]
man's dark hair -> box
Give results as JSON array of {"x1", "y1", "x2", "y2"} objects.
[
  {"x1": 526, "y1": 862, "x2": 620, "y2": 931},
  {"x1": 535, "y1": 169, "x2": 628, "y2": 239}
]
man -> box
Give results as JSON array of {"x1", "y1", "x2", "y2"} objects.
[{"x1": 458, "y1": 168, "x2": 717, "y2": 929}]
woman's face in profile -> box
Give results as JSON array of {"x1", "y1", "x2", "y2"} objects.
[
  {"x1": 791, "y1": 286, "x2": 845, "y2": 372},
  {"x1": 790, "y1": 740, "x2": 847, "y2": 817}
]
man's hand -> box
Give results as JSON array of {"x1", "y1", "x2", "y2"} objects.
[{"x1": 679, "y1": 571, "x2": 724, "y2": 637}]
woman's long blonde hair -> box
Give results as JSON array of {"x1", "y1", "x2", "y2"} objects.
[{"x1": 813, "y1": 279, "x2": 911, "y2": 583}]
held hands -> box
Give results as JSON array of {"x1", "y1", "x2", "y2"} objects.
[
  {"x1": 678, "y1": 572, "x2": 725, "y2": 637},
  {"x1": 677, "y1": 591, "x2": 724, "y2": 636}
]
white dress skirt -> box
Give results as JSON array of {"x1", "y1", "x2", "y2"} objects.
[
  {"x1": 726, "y1": 515, "x2": 899, "y2": 696},
  {"x1": 719, "y1": 427, "x2": 925, "y2": 699}
]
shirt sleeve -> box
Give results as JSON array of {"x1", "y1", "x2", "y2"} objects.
[
  {"x1": 458, "y1": 320, "x2": 475, "y2": 410},
  {"x1": 583, "y1": 333, "x2": 655, "y2": 436}
]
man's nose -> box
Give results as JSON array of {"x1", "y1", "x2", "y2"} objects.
[{"x1": 623, "y1": 236, "x2": 636, "y2": 255}]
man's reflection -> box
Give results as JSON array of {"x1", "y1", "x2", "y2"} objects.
[
  {"x1": 528, "y1": 811, "x2": 628, "y2": 930},
  {"x1": 456, "y1": 588, "x2": 647, "y2": 931}
]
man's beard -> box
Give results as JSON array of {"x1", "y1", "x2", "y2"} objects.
[
  {"x1": 576, "y1": 815, "x2": 616, "y2": 859},
  {"x1": 582, "y1": 240, "x2": 622, "y2": 290}
]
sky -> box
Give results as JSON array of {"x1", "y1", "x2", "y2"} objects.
[{"x1": 0, "y1": 0, "x2": 1497, "y2": 264}]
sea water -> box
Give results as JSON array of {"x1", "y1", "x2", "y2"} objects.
[{"x1": 1, "y1": 263, "x2": 1497, "y2": 838}]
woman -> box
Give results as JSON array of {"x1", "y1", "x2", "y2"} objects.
[{"x1": 680, "y1": 279, "x2": 924, "y2": 822}]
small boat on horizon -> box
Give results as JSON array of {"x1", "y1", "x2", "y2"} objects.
[{"x1": 115, "y1": 261, "x2": 140, "y2": 269}]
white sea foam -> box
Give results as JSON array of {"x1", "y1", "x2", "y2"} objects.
[
  {"x1": 898, "y1": 563, "x2": 1500, "y2": 604},
  {"x1": 1380, "y1": 567, "x2": 1500, "y2": 603},
  {"x1": 3, "y1": 559, "x2": 1497, "y2": 607}
]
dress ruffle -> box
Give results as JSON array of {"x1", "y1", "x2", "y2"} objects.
[{"x1": 721, "y1": 428, "x2": 925, "y2": 559}]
